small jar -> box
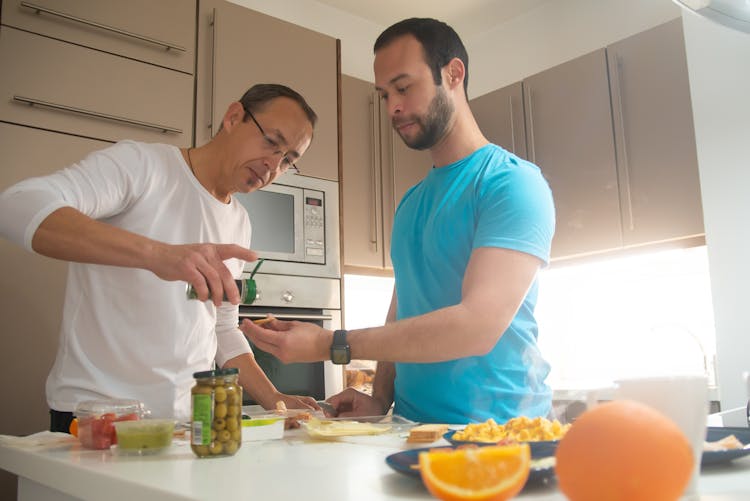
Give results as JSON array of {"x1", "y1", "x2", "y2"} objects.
[
  {"x1": 190, "y1": 368, "x2": 243, "y2": 458},
  {"x1": 186, "y1": 278, "x2": 257, "y2": 304}
]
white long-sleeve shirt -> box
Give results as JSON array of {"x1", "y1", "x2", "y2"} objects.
[{"x1": 0, "y1": 141, "x2": 252, "y2": 421}]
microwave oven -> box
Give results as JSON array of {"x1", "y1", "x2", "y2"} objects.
[{"x1": 233, "y1": 173, "x2": 340, "y2": 279}]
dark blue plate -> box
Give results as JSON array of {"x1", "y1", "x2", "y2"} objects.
[
  {"x1": 385, "y1": 445, "x2": 556, "y2": 485},
  {"x1": 443, "y1": 430, "x2": 559, "y2": 457},
  {"x1": 702, "y1": 426, "x2": 750, "y2": 466}
]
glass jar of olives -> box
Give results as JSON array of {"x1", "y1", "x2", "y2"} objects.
[{"x1": 190, "y1": 368, "x2": 243, "y2": 458}]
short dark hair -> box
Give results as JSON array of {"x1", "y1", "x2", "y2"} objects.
[
  {"x1": 239, "y1": 83, "x2": 318, "y2": 128},
  {"x1": 374, "y1": 18, "x2": 469, "y2": 96}
]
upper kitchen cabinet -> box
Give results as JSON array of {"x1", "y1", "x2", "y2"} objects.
[
  {"x1": 470, "y1": 81, "x2": 528, "y2": 159},
  {"x1": 195, "y1": 0, "x2": 339, "y2": 181},
  {"x1": 1, "y1": 0, "x2": 196, "y2": 73},
  {"x1": 522, "y1": 19, "x2": 704, "y2": 260},
  {"x1": 607, "y1": 19, "x2": 704, "y2": 247},
  {"x1": 523, "y1": 49, "x2": 622, "y2": 258},
  {"x1": 341, "y1": 75, "x2": 431, "y2": 273}
]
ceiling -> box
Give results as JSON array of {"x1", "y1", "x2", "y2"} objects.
[{"x1": 313, "y1": 0, "x2": 550, "y2": 36}]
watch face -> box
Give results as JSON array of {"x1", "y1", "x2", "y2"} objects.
[{"x1": 331, "y1": 347, "x2": 350, "y2": 365}]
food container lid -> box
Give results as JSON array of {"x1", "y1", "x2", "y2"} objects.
[
  {"x1": 193, "y1": 367, "x2": 239, "y2": 379},
  {"x1": 73, "y1": 399, "x2": 146, "y2": 418}
]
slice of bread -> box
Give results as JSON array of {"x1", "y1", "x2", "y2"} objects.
[{"x1": 407, "y1": 424, "x2": 450, "y2": 443}]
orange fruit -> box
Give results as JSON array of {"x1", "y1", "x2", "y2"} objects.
[
  {"x1": 419, "y1": 443, "x2": 530, "y2": 501},
  {"x1": 69, "y1": 418, "x2": 78, "y2": 437},
  {"x1": 555, "y1": 399, "x2": 693, "y2": 501}
]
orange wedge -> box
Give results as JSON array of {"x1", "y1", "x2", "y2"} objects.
[
  {"x1": 69, "y1": 418, "x2": 78, "y2": 437},
  {"x1": 419, "y1": 443, "x2": 531, "y2": 501}
]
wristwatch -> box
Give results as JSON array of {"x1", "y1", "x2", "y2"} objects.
[{"x1": 330, "y1": 329, "x2": 351, "y2": 365}]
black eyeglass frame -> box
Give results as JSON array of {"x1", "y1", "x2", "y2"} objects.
[{"x1": 242, "y1": 105, "x2": 300, "y2": 174}]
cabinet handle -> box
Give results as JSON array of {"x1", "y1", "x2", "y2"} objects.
[
  {"x1": 20, "y1": 1, "x2": 186, "y2": 52},
  {"x1": 208, "y1": 8, "x2": 217, "y2": 138},
  {"x1": 369, "y1": 94, "x2": 379, "y2": 251},
  {"x1": 13, "y1": 95, "x2": 182, "y2": 134},
  {"x1": 508, "y1": 95, "x2": 516, "y2": 153},
  {"x1": 612, "y1": 55, "x2": 635, "y2": 231},
  {"x1": 526, "y1": 88, "x2": 537, "y2": 163}
]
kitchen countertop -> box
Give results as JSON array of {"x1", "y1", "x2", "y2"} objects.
[{"x1": 1, "y1": 424, "x2": 749, "y2": 501}]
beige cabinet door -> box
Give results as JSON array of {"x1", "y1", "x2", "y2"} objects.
[
  {"x1": 471, "y1": 81, "x2": 528, "y2": 159},
  {"x1": 380, "y1": 120, "x2": 432, "y2": 270},
  {"x1": 2, "y1": 0, "x2": 196, "y2": 73},
  {"x1": 195, "y1": 0, "x2": 339, "y2": 181},
  {"x1": 608, "y1": 19, "x2": 704, "y2": 246},
  {"x1": 0, "y1": 123, "x2": 110, "y2": 436},
  {"x1": 0, "y1": 27, "x2": 193, "y2": 147},
  {"x1": 341, "y1": 75, "x2": 385, "y2": 270},
  {"x1": 523, "y1": 49, "x2": 621, "y2": 259},
  {"x1": 341, "y1": 75, "x2": 431, "y2": 272}
]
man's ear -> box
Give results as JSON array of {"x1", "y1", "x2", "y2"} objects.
[
  {"x1": 221, "y1": 101, "x2": 246, "y2": 131},
  {"x1": 444, "y1": 58, "x2": 466, "y2": 90}
]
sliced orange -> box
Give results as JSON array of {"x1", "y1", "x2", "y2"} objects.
[
  {"x1": 419, "y1": 443, "x2": 531, "y2": 501},
  {"x1": 69, "y1": 418, "x2": 78, "y2": 437}
]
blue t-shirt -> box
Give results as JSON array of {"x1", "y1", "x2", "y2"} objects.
[{"x1": 391, "y1": 144, "x2": 555, "y2": 424}]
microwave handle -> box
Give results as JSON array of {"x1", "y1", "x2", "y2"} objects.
[{"x1": 238, "y1": 313, "x2": 333, "y2": 321}]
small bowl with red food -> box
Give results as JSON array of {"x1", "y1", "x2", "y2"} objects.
[{"x1": 73, "y1": 399, "x2": 147, "y2": 450}]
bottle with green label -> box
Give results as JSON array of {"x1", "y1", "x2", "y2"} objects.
[
  {"x1": 190, "y1": 368, "x2": 242, "y2": 458},
  {"x1": 185, "y1": 259, "x2": 263, "y2": 304},
  {"x1": 185, "y1": 279, "x2": 257, "y2": 304}
]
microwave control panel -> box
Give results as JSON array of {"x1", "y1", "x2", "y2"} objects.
[{"x1": 303, "y1": 189, "x2": 325, "y2": 263}]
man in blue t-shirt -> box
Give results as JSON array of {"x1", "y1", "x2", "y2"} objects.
[{"x1": 243, "y1": 18, "x2": 555, "y2": 424}]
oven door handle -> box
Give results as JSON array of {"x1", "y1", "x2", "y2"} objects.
[{"x1": 238, "y1": 313, "x2": 333, "y2": 321}]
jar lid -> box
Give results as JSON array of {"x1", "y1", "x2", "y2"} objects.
[
  {"x1": 73, "y1": 398, "x2": 146, "y2": 418},
  {"x1": 193, "y1": 367, "x2": 239, "y2": 379}
]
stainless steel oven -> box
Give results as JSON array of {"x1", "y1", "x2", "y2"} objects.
[{"x1": 238, "y1": 272, "x2": 343, "y2": 402}]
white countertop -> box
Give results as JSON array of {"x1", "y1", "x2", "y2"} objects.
[{"x1": 1, "y1": 426, "x2": 749, "y2": 501}]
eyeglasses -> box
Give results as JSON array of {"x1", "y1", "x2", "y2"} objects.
[{"x1": 242, "y1": 106, "x2": 300, "y2": 174}]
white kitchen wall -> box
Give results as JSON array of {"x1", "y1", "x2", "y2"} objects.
[{"x1": 682, "y1": 12, "x2": 750, "y2": 411}]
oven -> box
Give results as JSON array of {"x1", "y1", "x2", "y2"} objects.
[{"x1": 238, "y1": 272, "x2": 343, "y2": 403}]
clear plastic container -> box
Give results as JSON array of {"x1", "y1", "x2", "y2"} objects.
[
  {"x1": 191, "y1": 368, "x2": 243, "y2": 457},
  {"x1": 74, "y1": 399, "x2": 146, "y2": 450},
  {"x1": 113, "y1": 419, "x2": 175, "y2": 455}
]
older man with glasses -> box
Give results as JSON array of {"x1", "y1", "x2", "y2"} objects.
[{"x1": 0, "y1": 83, "x2": 320, "y2": 432}]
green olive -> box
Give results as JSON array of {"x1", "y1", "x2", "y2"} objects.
[
  {"x1": 231, "y1": 429, "x2": 241, "y2": 442},
  {"x1": 209, "y1": 441, "x2": 223, "y2": 455},
  {"x1": 192, "y1": 445, "x2": 210, "y2": 457},
  {"x1": 214, "y1": 403, "x2": 228, "y2": 419},
  {"x1": 213, "y1": 418, "x2": 226, "y2": 430},
  {"x1": 218, "y1": 429, "x2": 231, "y2": 442},
  {"x1": 227, "y1": 391, "x2": 239, "y2": 405},
  {"x1": 225, "y1": 418, "x2": 238, "y2": 431},
  {"x1": 214, "y1": 386, "x2": 227, "y2": 402},
  {"x1": 192, "y1": 385, "x2": 212, "y2": 395},
  {"x1": 224, "y1": 440, "x2": 239, "y2": 455},
  {"x1": 210, "y1": 429, "x2": 217, "y2": 441},
  {"x1": 227, "y1": 404, "x2": 240, "y2": 417}
]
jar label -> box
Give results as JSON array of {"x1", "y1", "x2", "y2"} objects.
[{"x1": 191, "y1": 394, "x2": 213, "y2": 446}]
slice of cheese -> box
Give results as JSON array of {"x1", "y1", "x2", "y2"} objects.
[{"x1": 303, "y1": 418, "x2": 391, "y2": 438}]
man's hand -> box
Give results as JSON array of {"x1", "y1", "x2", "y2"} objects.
[
  {"x1": 151, "y1": 242, "x2": 257, "y2": 306},
  {"x1": 326, "y1": 388, "x2": 389, "y2": 417},
  {"x1": 239, "y1": 318, "x2": 331, "y2": 363},
  {"x1": 272, "y1": 393, "x2": 319, "y2": 411}
]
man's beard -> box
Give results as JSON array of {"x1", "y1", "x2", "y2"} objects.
[{"x1": 396, "y1": 87, "x2": 453, "y2": 151}]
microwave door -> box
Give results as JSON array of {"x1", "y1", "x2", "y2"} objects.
[{"x1": 235, "y1": 184, "x2": 305, "y2": 263}]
